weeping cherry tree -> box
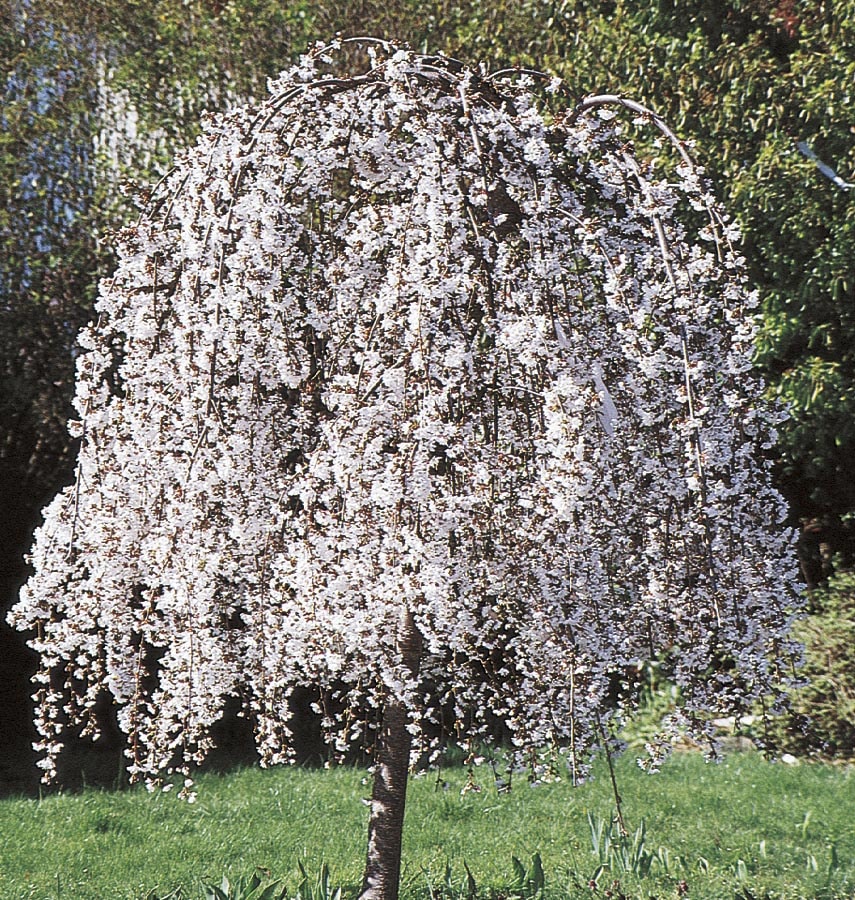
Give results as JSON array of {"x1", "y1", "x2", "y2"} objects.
[{"x1": 10, "y1": 40, "x2": 800, "y2": 900}]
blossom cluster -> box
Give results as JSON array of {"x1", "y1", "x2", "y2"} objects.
[{"x1": 10, "y1": 42, "x2": 800, "y2": 784}]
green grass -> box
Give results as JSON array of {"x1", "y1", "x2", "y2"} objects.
[{"x1": 1, "y1": 752, "x2": 853, "y2": 899}]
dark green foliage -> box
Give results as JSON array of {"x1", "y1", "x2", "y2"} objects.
[
  {"x1": 0, "y1": 2, "x2": 112, "y2": 790},
  {"x1": 37, "y1": 0, "x2": 317, "y2": 143},
  {"x1": 0, "y1": 3, "x2": 103, "y2": 498},
  {"x1": 772, "y1": 569, "x2": 855, "y2": 757}
]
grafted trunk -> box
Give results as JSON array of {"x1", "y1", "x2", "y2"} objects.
[{"x1": 360, "y1": 608, "x2": 423, "y2": 900}]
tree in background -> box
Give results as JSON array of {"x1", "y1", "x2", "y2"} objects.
[
  {"x1": 0, "y1": 2, "x2": 112, "y2": 788},
  {"x1": 10, "y1": 44, "x2": 800, "y2": 899}
]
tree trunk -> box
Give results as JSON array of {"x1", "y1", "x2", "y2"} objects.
[{"x1": 360, "y1": 607, "x2": 423, "y2": 900}]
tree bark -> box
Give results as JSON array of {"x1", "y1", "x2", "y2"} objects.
[{"x1": 360, "y1": 607, "x2": 423, "y2": 900}]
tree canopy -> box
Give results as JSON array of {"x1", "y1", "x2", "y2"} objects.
[{"x1": 11, "y1": 39, "x2": 798, "y2": 789}]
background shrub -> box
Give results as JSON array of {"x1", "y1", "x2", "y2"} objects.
[{"x1": 770, "y1": 567, "x2": 855, "y2": 757}]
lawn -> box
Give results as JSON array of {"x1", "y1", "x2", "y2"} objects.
[{"x1": 0, "y1": 751, "x2": 853, "y2": 899}]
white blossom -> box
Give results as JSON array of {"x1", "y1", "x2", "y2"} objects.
[{"x1": 10, "y1": 45, "x2": 801, "y2": 784}]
